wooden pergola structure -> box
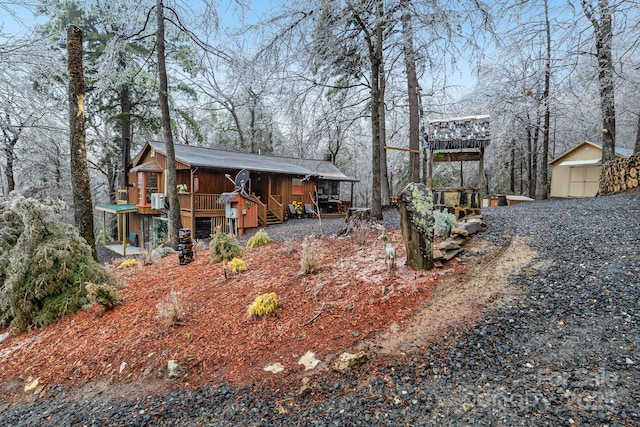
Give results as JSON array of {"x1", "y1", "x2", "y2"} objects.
[{"x1": 424, "y1": 115, "x2": 491, "y2": 190}]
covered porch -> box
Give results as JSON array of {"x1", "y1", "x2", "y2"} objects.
[{"x1": 95, "y1": 203, "x2": 140, "y2": 256}]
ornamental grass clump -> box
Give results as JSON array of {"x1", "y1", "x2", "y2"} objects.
[
  {"x1": 210, "y1": 230, "x2": 242, "y2": 263},
  {"x1": 247, "y1": 292, "x2": 278, "y2": 317},
  {"x1": 85, "y1": 281, "x2": 122, "y2": 310},
  {"x1": 246, "y1": 229, "x2": 271, "y2": 248},
  {"x1": 156, "y1": 289, "x2": 185, "y2": 326},
  {"x1": 228, "y1": 257, "x2": 247, "y2": 273},
  {"x1": 0, "y1": 196, "x2": 119, "y2": 330},
  {"x1": 301, "y1": 238, "x2": 321, "y2": 274}
]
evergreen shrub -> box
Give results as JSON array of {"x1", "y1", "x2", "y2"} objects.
[
  {"x1": 247, "y1": 292, "x2": 277, "y2": 317},
  {"x1": 0, "y1": 196, "x2": 118, "y2": 330},
  {"x1": 246, "y1": 229, "x2": 271, "y2": 248},
  {"x1": 210, "y1": 230, "x2": 242, "y2": 263}
]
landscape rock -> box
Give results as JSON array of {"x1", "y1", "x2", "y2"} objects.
[
  {"x1": 332, "y1": 351, "x2": 368, "y2": 372},
  {"x1": 441, "y1": 248, "x2": 463, "y2": 261},
  {"x1": 298, "y1": 377, "x2": 319, "y2": 397},
  {"x1": 297, "y1": 351, "x2": 320, "y2": 370},
  {"x1": 23, "y1": 377, "x2": 39, "y2": 393},
  {"x1": 438, "y1": 238, "x2": 464, "y2": 251},
  {"x1": 450, "y1": 227, "x2": 469, "y2": 237},
  {"x1": 167, "y1": 360, "x2": 184, "y2": 378},
  {"x1": 459, "y1": 220, "x2": 483, "y2": 235},
  {"x1": 264, "y1": 363, "x2": 285, "y2": 374}
]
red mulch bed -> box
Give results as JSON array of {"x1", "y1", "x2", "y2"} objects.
[{"x1": 0, "y1": 229, "x2": 463, "y2": 398}]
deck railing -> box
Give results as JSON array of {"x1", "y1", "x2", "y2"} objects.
[
  {"x1": 269, "y1": 194, "x2": 284, "y2": 222},
  {"x1": 257, "y1": 199, "x2": 267, "y2": 226},
  {"x1": 175, "y1": 193, "x2": 226, "y2": 214}
]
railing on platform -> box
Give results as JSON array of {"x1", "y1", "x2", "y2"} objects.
[
  {"x1": 195, "y1": 194, "x2": 223, "y2": 211},
  {"x1": 257, "y1": 199, "x2": 267, "y2": 226},
  {"x1": 269, "y1": 194, "x2": 284, "y2": 222}
]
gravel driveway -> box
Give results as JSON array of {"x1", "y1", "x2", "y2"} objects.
[{"x1": 3, "y1": 194, "x2": 639, "y2": 426}]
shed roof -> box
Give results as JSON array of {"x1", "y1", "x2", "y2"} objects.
[
  {"x1": 141, "y1": 142, "x2": 358, "y2": 182},
  {"x1": 95, "y1": 204, "x2": 138, "y2": 214},
  {"x1": 549, "y1": 141, "x2": 632, "y2": 166}
]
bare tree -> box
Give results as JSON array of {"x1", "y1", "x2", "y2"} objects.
[
  {"x1": 401, "y1": 0, "x2": 420, "y2": 183},
  {"x1": 541, "y1": 0, "x2": 552, "y2": 198},
  {"x1": 156, "y1": 0, "x2": 182, "y2": 246},
  {"x1": 635, "y1": 113, "x2": 640, "y2": 153},
  {"x1": 580, "y1": 0, "x2": 616, "y2": 163},
  {"x1": 67, "y1": 25, "x2": 97, "y2": 261}
]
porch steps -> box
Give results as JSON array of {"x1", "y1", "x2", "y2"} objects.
[{"x1": 265, "y1": 211, "x2": 281, "y2": 225}]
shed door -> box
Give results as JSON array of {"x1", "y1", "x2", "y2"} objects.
[{"x1": 568, "y1": 166, "x2": 600, "y2": 197}]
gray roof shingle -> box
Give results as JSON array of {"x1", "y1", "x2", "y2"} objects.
[{"x1": 148, "y1": 142, "x2": 358, "y2": 182}]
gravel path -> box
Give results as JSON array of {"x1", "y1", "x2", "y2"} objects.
[{"x1": 3, "y1": 194, "x2": 639, "y2": 426}]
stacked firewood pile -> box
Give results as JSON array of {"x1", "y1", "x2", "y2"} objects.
[
  {"x1": 178, "y1": 228, "x2": 194, "y2": 265},
  {"x1": 600, "y1": 153, "x2": 640, "y2": 194}
]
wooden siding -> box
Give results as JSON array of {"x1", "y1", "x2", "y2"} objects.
[{"x1": 125, "y1": 148, "x2": 330, "y2": 241}]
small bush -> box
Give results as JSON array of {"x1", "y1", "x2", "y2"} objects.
[
  {"x1": 153, "y1": 246, "x2": 175, "y2": 259},
  {"x1": 301, "y1": 238, "x2": 321, "y2": 274},
  {"x1": 246, "y1": 229, "x2": 271, "y2": 248},
  {"x1": 96, "y1": 229, "x2": 113, "y2": 244},
  {"x1": 156, "y1": 289, "x2": 185, "y2": 326},
  {"x1": 140, "y1": 251, "x2": 154, "y2": 266},
  {"x1": 433, "y1": 210, "x2": 457, "y2": 237},
  {"x1": 228, "y1": 257, "x2": 247, "y2": 273},
  {"x1": 85, "y1": 282, "x2": 122, "y2": 310},
  {"x1": 210, "y1": 231, "x2": 242, "y2": 263},
  {"x1": 280, "y1": 239, "x2": 298, "y2": 256},
  {"x1": 247, "y1": 292, "x2": 278, "y2": 317},
  {"x1": 117, "y1": 258, "x2": 138, "y2": 269}
]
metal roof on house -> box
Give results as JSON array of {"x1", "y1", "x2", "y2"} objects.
[
  {"x1": 130, "y1": 160, "x2": 163, "y2": 172},
  {"x1": 147, "y1": 142, "x2": 358, "y2": 182},
  {"x1": 274, "y1": 157, "x2": 359, "y2": 182}
]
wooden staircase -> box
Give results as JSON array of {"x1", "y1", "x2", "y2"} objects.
[{"x1": 265, "y1": 210, "x2": 281, "y2": 225}]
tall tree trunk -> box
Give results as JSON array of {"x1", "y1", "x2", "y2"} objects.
[
  {"x1": 582, "y1": 0, "x2": 616, "y2": 163},
  {"x1": 379, "y1": 56, "x2": 390, "y2": 206},
  {"x1": 526, "y1": 124, "x2": 533, "y2": 197},
  {"x1": 401, "y1": 0, "x2": 420, "y2": 183},
  {"x1": 156, "y1": 0, "x2": 182, "y2": 246},
  {"x1": 510, "y1": 144, "x2": 515, "y2": 194},
  {"x1": 67, "y1": 25, "x2": 97, "y2": 261},
  {"x1": 541, "y1": 0, "x2": 551, "y2": 199},
  {"x1": 120, "y1": 86, "x2": 131, "y2": 189},
  {"x1": 3, "y1": 143, "x2": 15, "y2": 193},
  {"x1": 377, "y1": 1, "x2": 390, "y2": 209},
  {"x1": 634, "y1": 113, "x2": 640, "y2": 153},
  {"x1": 531, "y1": 117, "x2": 539, "y2": 198},
  {"x1": 370, "y1": 54, "x2": 382, "y2": 219}
]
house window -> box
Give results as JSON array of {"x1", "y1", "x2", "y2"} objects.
[
  {"x1": 137, "y1": 172, "x2": 159, "y2": 206},
  {"x1": 292, "y1": 178, "x2": 304, "y2": 195}
]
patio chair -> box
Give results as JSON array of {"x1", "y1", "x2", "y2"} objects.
[
  {"x1": 304, "y1": 204, "x2": 315, "y2": 218},
  {"x1": 288, "y1": 204, "x2": 302, "y2": 219}
]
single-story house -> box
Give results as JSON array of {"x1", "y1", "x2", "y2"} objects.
[
  {"x1": 98, "y1": 141, "x2": 358, "y2": 247},
  {"x1": 549, "y1": 141, "x2": 633, "y2": 198}
]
